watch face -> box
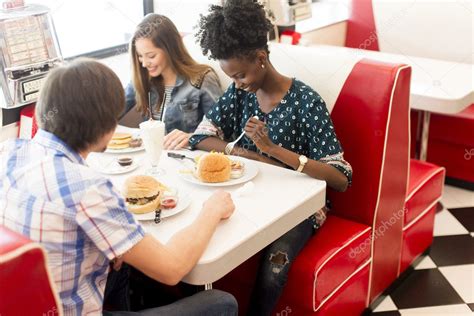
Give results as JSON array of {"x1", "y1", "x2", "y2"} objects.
[{"x1": 299, "y1": 155, "x2": 308, "y2": 164}]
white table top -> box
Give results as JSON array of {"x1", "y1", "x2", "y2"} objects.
[
  {"x1": 89, "y1": 145, "x2": 326, "y2": 285},
  {"x1": 315, "y1": 45, "x2": 474, "y2": 115}
]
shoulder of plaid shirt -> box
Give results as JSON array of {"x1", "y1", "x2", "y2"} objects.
[{"x1": 0, "y1": 129, "x2": 234, "y2": 312}]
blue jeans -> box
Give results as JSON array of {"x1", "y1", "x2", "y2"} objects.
[
  {"x1": 103, "y1": 265, "x2": 237, "y2": 316},
  {"x1": 247, "y1": 218, "x2": 315, "y2": 316},
  {"x1": 103, "y1": 290, "x2": 237, "y2": 316}
]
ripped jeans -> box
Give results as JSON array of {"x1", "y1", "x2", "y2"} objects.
[{"x1": 247, "y1": 217, "x2": 316, "y2": 316}]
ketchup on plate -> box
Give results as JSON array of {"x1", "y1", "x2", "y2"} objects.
[{"x1": 161, "y1": 197, "x2": 177, "y2": 210}]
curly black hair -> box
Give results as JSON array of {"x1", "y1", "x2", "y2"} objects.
[{"x1": 195, "y1": 0, "x2": 273, "y2": 60}]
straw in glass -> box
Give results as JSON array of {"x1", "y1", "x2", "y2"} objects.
[
  {"x1": 159, "y1": 93, "x2": 167, "y2": 122},
  {"x1": 148, "y1": 92, "x2": 154, "y2": 120}
]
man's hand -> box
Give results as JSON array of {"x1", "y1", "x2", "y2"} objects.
[
  {"x1": 164, "y1": 129, "x2": 191, "y2": 150},
  {"x1": 202, "y1": 190, "x2": 235, "y2": 220}
]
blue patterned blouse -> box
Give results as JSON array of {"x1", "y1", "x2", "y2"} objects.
[{"x1": 189, "y1": 78, "x2": 352, "y2": 183}]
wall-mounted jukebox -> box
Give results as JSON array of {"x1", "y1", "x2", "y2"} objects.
[{"x1": 0, "y1": 3, "x2": 62, "y2": 109}]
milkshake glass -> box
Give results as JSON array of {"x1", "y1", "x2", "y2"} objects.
[{"x1": 139, "y1": 120, "x2": 165, "y2": 176}]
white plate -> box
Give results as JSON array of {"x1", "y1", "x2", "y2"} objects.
[
  {"x1": 87, "y1": 155, "x2": 140, "y2": 175},
  {"x1": 178, "y1": 157, "x2": 259, "y2": 187},
  {"x1": 133, "y1": 190, "x2": 192, "y2": 221}
]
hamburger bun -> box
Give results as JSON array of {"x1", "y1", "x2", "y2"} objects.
[
  {"x1": 123, "y1": 175, "x2": 162, "y2": 214},
  {"x1": 196, "y1": 153, "x2": 231, "y2": 183}
]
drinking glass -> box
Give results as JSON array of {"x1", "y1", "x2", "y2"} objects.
[{"x1": 139, "y1": 120, "x2": 165, "y2": 176}]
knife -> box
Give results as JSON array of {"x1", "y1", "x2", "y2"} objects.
[{"x1": 167, "y1": 152, "x2": 195, "y2": 163}]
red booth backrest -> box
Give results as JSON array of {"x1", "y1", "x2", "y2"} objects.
[
  {"x1": 0, "y1": 225, "x2": 62, "y2": 316},
  {"x1": 328, "y1": 59, "x2": 412, "y2": 301},
  {"x1": 345, "y1": 0, "x2": 379, "y2": 52}
]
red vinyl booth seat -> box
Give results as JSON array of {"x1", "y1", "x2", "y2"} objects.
[
  {"x1": 0, "y1": 225, "x2": 62, "y2": 316},
  {"x1": 400, "y1": 160, "x2": 445, "y2": 273},
  {"x1": 426, "y1": 105, "x2": 474, "y2": 184},
  {"x1": 274, "y1": 216, "x2": 371, "y2": 314},
  {"x1": 324, "y1": 59, "x2": 411, "y2": 307},
  {"x1": 278, "y1": 58, "x2": 412, "y2": 313},
  {"x1": 410, "y1": 106, "x2": 474, "y2": 185},
  {"x1": 405, "y1": 160, "x2": 445, "y2": 226}
]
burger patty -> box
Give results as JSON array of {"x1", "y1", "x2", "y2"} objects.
[{"x1": 126, "y1": 193, "x2": 159, "y2": 205}]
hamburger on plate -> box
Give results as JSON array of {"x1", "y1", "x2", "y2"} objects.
[
  {"x1": 196, "y1": 152, "x2": 231, "y2": 183},
  {"x1": 123, "y1": 175, "x2": 165, "y2": 214}
]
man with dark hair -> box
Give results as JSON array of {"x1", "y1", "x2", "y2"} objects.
[
  {"x1": 35, "y1": 58, "x2": 126, "y2": 152},
  {"x1": 0, "y1": 58, "x2": 237, "y2": 316}
]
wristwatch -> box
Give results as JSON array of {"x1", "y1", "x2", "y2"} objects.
[{"x1": 296, "y1": 155, "x2": 308, "y2": 172}]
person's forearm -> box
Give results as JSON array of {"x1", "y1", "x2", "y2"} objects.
[
  {"x1": 267, "y1": 145, "x2": 348, "y2": 191},
  {"x1": 195, "y1": 136, "x2": 228, "y2": 153},
  {"x1": 164, "y1": 206, "x2": 221, "y2": 279},
  {"x1": 238, "y1": 148, "x2": 285, "y2": 167},
  {"x1": 123, "y1": 206, "x2": 222, "y2": 285}
]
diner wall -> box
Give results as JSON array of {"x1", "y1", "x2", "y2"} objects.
[
  {"x1": 300, "y1": 21, "x2": 347, "y2": 47},
  {"x1": 372, "y1": 1, "x2": 473, "y2": 64}
]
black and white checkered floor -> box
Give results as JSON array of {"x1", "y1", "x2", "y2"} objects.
[{"x1": 366, "y1": 185, "x2": 474, "y2": 316}]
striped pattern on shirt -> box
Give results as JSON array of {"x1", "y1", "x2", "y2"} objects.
[{"x1": 0, "y1": 129, "x2": 145, "y2": 316}]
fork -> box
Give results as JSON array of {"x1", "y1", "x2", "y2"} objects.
[
  {"x1": 154, "y1": 209, "x2": 161, "y2": 224},
  {"x1": 225, "y1": 115, "x2": 259, "y2": 155}
]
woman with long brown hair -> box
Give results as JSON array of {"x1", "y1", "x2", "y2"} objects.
[{"x1": 124, "y1": 14, "x2": 222, "y2": 149}]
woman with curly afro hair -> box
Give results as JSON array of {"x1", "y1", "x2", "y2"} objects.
[{"x1": 191, "y1": 1, "x2": 353, "y2": 315}]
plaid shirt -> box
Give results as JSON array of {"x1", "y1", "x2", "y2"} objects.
[{"x1": 0, "y1": 129, "x2": 145, "y2": 315}]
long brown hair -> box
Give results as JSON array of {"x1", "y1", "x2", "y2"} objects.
[{"x1": 130, "y1": 14, "x2": 216, "y2": 116}]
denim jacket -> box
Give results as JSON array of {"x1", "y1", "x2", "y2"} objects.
[{"x1": 124, "y1": 70, "x2": 223, "y2": 134}]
